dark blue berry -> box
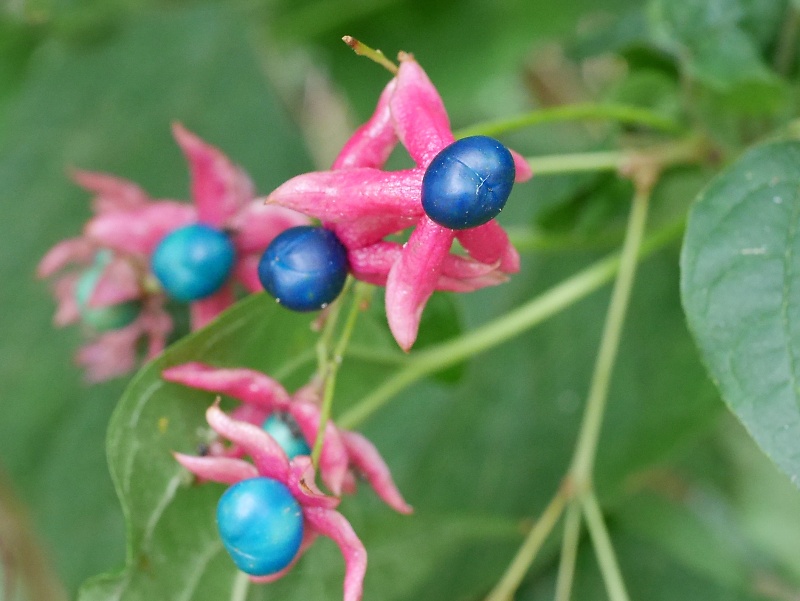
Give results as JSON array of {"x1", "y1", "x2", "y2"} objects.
[
  {"x1": 263, "y1": 412, "x2": 311, "y2": 459},
  {"x1": 258, "y1": 226, "x2": 348, "y2": 312},
  {"x1": 151, "y1": 224, "x2": 235, "y2": 302},
  {"x1": 216, "y1": 477, "x2": 303, "y2": 576},
  {"x1": 75, "y1": 252, "x2": 140, "y2": 331},
  {"x1": 421, "y1": 135, "x2": 516, "y2": 230}
]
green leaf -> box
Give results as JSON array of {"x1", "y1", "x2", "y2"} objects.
[
  {"x1": 647, "y1": 0, "x2": 786, "y2": 114},
  {"x1": 681, "y1": 139, "x2": 800, "y2": 488}
]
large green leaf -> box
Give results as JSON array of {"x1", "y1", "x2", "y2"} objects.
[{"x1": 681, "y1": 139, "x2": 800, "y2": 487}]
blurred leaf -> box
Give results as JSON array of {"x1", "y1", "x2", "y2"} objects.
[
  {"x1": 647, "y1": 0, "x2": 786, "y2": 114},
  {"x1": 0, "y1": 3, "x2": 311, "y2": 594},
  {"x1": 413, "y1": 292, "x2": 465, "y2": 384},
  {"x1": 681, "y1": 140, "x2": 800, "y2": 488}
]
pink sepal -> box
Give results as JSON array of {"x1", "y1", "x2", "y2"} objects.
[
  {"x1": 72, "y1": 170, "x2": 150, "y2": 213},
  {"x1": 385, "y1": 218, "x2": 455, "y2": 351},
  {"x1": 173, "y1": 453, "x2": 259, "y2": 484},
  {"x1": 190, "y1": 284, "x2": 235, "y2": 330},
  {"x1": 86, "y1": 201, "x2": 196, "y2": 256},
  {"x1": 390, "y1": 55, "x2": 455, "y2": 168},
  {"x1": 76, "y1": 325, "x2": 141, "y2": 382},
  {"x1": 304, "y1": 507, "x2": 367, "y2": 601},
  {"x1": 229, "y1": 202, "x2": 310, "y2": 254},
  {"x1": 288, "y1": 457, "x2": 341, "y2": 509},
  {"x1": 162, "y1": 363, "x2": 291, "y2": 410},
  {"x1": 333, "y1": 78, "x2": 398, "y2": 170},
  {"x1": 341, "y1": 431, "x2": 412, "y2": 514},
  {"x1": 267, "y1": 168, "x2": 424, "y2": 223},
  {"x1": 288, "y1": 403, "x2": 350, "y2": 495},
  {"x1": 89, "y1": 258, "x2": 141, "y2": 307},
  {"x1": 456, "y1": 221, "x2": 520, "y2": 273},
  {"x1": 37, "y1": 238, "x2": 94, "y2": 278},
  {"x1": 234, "y1": 255, "x2": 262, "y2": 293},
  {"x1": 52, "y1": 275, "x2": 81, "y2": 326},
  {"x1": 172, "y1": 123, "x2": 254, "y2": 228},
  {"x1": 206, "y1": 405, "x2": 290, "y2": 481},
  {"x1": 510, "y1": 150, "x2": 533, "y2": 182},
  {"x1": 331, "y1": 215, "x2": 418, "y2": 250}
]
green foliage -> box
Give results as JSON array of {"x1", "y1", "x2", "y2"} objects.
[
  {"x1": 682, "y1": 140, "x2": 800, "y2": 487},
  {"x1": 2, "y1": 0, "x2": 800, "y2": 599}
]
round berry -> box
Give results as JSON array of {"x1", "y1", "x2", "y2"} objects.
[
  {"x1": 258, "y1": 226, "x2": 348, "y2": 312},
  {"x1": 216, "y1": 477, "x2": 303, "y2": 576},
  {"x1": 74, "y1": 253, "x2": 140, "y2": 331},
  {"x1": 421, "y1": 135, "x2": 516, "y2": 230},
  {"x1": 263, "y1": 412, "x2": 311, "y2": 459},
  {"x1": 151, "y1": 224, "x2": 235, "y2": 302}
]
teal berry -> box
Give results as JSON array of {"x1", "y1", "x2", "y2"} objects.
[
  {"x1": 263, "y1": 412, "x2": 311, "y2": 459},
  {"x1": 257, "y1": 226, "x2": 349, "y2": 312},
  {"x1": 421, "y1": 135, "x2": 516, "y2": 230},
  {"x1": 151, "y1": 223, "x2": 235, "y2": 302},
  {"x1": 74, "y1": 253, "x2": 140, "y2": 331},
  {"x1": 216, "y1": 477, "x2": 304, "y2": 576}
]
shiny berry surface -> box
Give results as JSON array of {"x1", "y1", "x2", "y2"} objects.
[
  {"x1": 216, "y1": 477, "x2": 303, "y2": 576},
  {"x1": 151, "y1": 224, "x2": 235, "y2": 302},
  {"x1": 263, "y1": 412, "x2": 311, "y2": 459},
  {"x1": 258, "y1": 226, "x2": 348, "y2": 312},
  {"x1": 75, "y1": 252, "x2": 140, "y2": 331},
  {"x1": 421, "y1": 135, "x2": 516, "y2": 230}
]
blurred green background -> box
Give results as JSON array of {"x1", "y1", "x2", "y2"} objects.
[{"x1": 2, "y1": 1, "x2": 800, "y2": 600}]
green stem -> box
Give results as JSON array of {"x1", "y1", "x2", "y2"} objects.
[
  {"x1": 582, "y1": 492, "x2": 630, "y2": 601},
  {"x1": 484, "y1": 488, "x2": 569, "y2": 601},
  {"x1": 455, "y1": 103, "x2": 684, "y2": 139},
  {"x1": 570, "y1": 184, "x2": 650, "y2": 484},
  {"x1": 311, "y1": 282, "x2": 374, "y2": 465},
  {"x1": 554, "y1": 500, "x2": 582, "y2": 601},
  {"x1": 230, "y1": 571, "x2": 250, "y2": 601},
  {"x1": 338, "y1": 218, "x2": 680, "y2": 430},
  {"x1": 342, "y1": 35, "x2": 398, "y2": 74},
  {"x1": 525, "y1": 136, "x2": 708, "y2": 177}
]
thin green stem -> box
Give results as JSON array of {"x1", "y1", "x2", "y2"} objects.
[
  {"x1": 455, "y1": 103, "x2": 684, "y2": 139},
  {"x1": 315, "y1": 278, "x2": 352, "y2": 373},
  {"x1": 311, "y1": 282, "x2": 374, "y2": 465},
  {"x1": 342, "y1": 35, "x2": 398, "y2": 74},
  {"x1": 337, "y1": 218, "x2": 681, "y2": 430},
  {"x1": 230, "y1": 571, "x2": 250, "y2": 601},
  {"x1": 570, "y1": 184, "x2": 650, "y2": 484},
  {"x1": 554, "y1": 500, "x2": 582, "y2": 601},
  {"x1": 484, "y1": 488, "x2": 569, "y2": 601},
  {"x1": 525, "y1": 135, "x2": 708, "y2": 177},
  {"x1": 582, "y1": 492, "x2": 630, "y2": 601}
]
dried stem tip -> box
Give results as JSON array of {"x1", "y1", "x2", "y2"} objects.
[{"x1": 342, "y1": 36, "x2": 398, "y2": 75}]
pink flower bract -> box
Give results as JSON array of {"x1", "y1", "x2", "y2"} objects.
[{"x1": 267, "y1": 54, "x2": 532, "y2": 350}]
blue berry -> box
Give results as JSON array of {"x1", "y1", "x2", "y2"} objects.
[
  {"x1": 258, "y1": 226, "x2": 348, "y2": 312},
  {"x1": 74, "y1": 252, "x2": 140, "y2": 331},
  {"x1": 421, "y1": 135, "x2": 516, "y2": 230},
  {"x1": 151, "y1": 224, "x2": 235, "y2": 302},
  {"x1": 216, "y1": 477, "x2": 304, "y2": 576},
  {"x1": 263, "y1": 412, "x2": 311, "y2": 459}
]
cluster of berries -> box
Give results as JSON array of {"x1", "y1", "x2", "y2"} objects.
[{"x1": 39, "y1": 53, "x2": 531, "y2": 600}]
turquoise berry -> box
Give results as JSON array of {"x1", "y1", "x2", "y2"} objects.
[
  {"x1": 263, "y1": 412, "x2": 311, "y2": 459},
  {"x1": 257, "y1": 226, "x2": 348, "y2": 312},
  {"x1": 74, "y1": 253, "x2": 140, "y2": 331},
  {"x1": 216, "y1": 477, "x2": 304, "y2": 576},
  {"x1": 151, "y1": 224, "x2": 235, "y2": 302},
  {"x1": 421, "y1": 135, "x2": 516, "y2": 230}
]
